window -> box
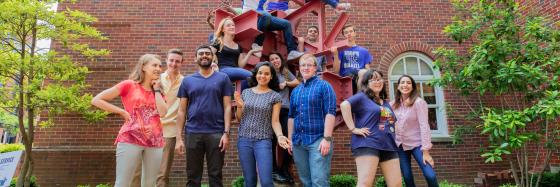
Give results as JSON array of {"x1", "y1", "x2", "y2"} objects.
[{"x1": 388, "y1": 52, "x2": 449, "y2": 139}]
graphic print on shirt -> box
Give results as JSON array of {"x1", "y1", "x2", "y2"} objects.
[
  {"x1": 343, "y1": 50, "x2": 361, "y2": 69},
  {"x1": 118, "y1": 103, "x2": 161, "y2": 146}
]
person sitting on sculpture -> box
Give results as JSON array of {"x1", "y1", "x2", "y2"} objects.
[
  {"x1": 266, "y1": 0, "x2": 351, "y2": 14},
  {"x1": 210, "y1": 17, "x2": 261, "y2": 87}
]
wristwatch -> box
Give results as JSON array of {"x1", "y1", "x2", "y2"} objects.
[
  {"x1": 323, "y1": 136, "x2": 333, "y2": 142},
  {"x1": 154, "y1": 89, "x2": 161, "y2": 93},
  {"x1": 223, "y1": 130, "x2": 230, "y2": 135}
]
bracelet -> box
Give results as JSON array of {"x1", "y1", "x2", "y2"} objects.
[{"x1": 154, "y1": 89, "x2": 161, "y2": 93}]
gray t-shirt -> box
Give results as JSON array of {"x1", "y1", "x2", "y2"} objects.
[
  {"x1": 238, "y1": 88, "x2": 282, "y2": 139},
  {"x1": 277, "y1": 71, "x2": 296, "y2": 109}
]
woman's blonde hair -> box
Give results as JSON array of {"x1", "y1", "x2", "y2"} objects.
[
  {"x1": 213, "y1": 17, "x2": 234, "y2": 52},
  {"x1": 129, "y1": 54, "x2": 161, "y2": 82}
]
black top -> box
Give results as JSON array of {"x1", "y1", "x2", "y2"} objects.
[{"x1": 213, "y1": 43, "x2": 242, "y2": 68}]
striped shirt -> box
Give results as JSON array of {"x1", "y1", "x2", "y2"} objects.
[{"x1": 289, "y1": 76, "x2": 337, "y2": 146}]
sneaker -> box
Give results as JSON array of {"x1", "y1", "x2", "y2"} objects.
[
  {"x1": 251, "y1": 43, "x2": 263, "y2": 58},
  {"x1": 272, "y1": 172, "x2": 288, "y2": 183},
  {"x1": 334, "y1": 3, "x2": 351, "y2": 14},
  {"x1": 336, "y1": 3, "x2": 351, "y2": 11},
  {"x1": 287, "y1": 50, "x2": 304, "y2": 61},
  {"x1": 284, "y1": 172, "x2": 295, "y2": 184}
]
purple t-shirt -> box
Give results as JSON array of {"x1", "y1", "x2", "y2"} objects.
[
  {"x1": 338, "y1": 45, "x2": 373, "y2": 77},
  {"x1": 346, "y1": 92, "x2": 398, "y2": 151},
  {"x1": 177, "y1": 71, "x2": 233, "y2": 134}
]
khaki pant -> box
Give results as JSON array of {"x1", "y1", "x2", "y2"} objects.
[
  {"x1": 130, "y1": 137, "x2": 176, "y2": 187},
  {"x1": 115, "y1": 143, "x2": 163, "y2": 187}
]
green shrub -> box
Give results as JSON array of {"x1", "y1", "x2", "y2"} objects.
[
  {"x1": 498, "y1": 184, "x2": 517, "y2": 187},
  {"x1": 9, "y1": 176, "x2": 38, "y2": 187},
  {"x1": 374, "y1": 176, "x2": 406, "y2": 187},
  {"x1": 439, "y1": 180, "x2": 466, "y2": 187},
  {"x1": 539, "y1": 172, "x2": 560, "y2": 187},
  {"x1": 231, "y1": 176, "x2": 244, "y2": 187},
  {"x1": 329, "y1": 174, "x2": 356, "y2": 187},
  {"x1": 374, "y1": 176, "x2": 386, "y2": 187},
  {"x1": 376, "y1": 177, "x2": 464, "y2": 187},
  {"x1": 0, "y1": 144, "x2": 24, "y2": 153}
]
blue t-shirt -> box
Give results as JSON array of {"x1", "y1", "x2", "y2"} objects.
[
  {"x1": 338, "y1": 45, "x2": 373, "y2": 77},
  {"x1": 177, "y1": 71, "x2": 233, "y2": 134},
  {"x1": 346, "y1": 92, "x2": 398, "y2": 151}
]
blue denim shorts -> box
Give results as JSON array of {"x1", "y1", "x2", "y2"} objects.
[{"x1": 352, "y1": 147, "x2": 398, "y2": 162}]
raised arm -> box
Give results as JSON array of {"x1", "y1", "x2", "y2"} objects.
[
  {"x1": 238, "y1": 48, "x2": 261, "y2": 68},
  {"x1": 91, "y1": 85, "x2": 128, "y2": 121}
]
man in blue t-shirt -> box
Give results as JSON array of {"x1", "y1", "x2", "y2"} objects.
[
  {"x1": 333, "y1": 24, "x2": 374, "y2": 92},
  {"x1": 175, "y1": 45, "x2": 233, "y2": 187}
]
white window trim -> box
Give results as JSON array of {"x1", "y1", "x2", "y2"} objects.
[{"x1": 388, "y1": 52, "x2": 450, "y2": 139}]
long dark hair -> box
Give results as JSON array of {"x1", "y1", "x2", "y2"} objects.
[
  {"x1": 248, "y1": 61, "x2": 280, "y2": 92},
  {"x1": 392, "y1": 75, "x2": 419, "y2": 109},
  {"x1": 360, "y1": 69, "x2": 387, "y2": 105},
  {"x1": 268, "y1": 51, "x2": 289, "y2": 78}
]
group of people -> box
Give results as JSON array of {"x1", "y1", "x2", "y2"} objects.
[{"x1": 90, "y1": 1, "x2": 440, "y2": 187}]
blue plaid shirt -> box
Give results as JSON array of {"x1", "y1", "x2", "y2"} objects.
[{"x1": 289, "y1": 76, "x2": 337, "y2": 146}]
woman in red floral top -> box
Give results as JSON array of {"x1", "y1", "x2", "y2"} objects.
[{"x1": 92, "y1": 54, "x2": 168, "y2": 187}]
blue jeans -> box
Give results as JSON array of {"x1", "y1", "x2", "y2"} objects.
[
  {"x1": 397, "y1": 145, "x2": 439, "y2": 187},
  {"x1": 256, "y1": 11, "x2": 297, "y2": 52},
  {"x1": 220, "y1": 66, "x2": 251, "y2": 90},
  {"x1": 292, "y1": 138, "x2": 333, "y2": 187},
  {"x1": 237, "y1": 137, "x2": 274, "y2": 187},
  {"x1": 220, "y1": 66, "x2": 252, "y2": 81}
]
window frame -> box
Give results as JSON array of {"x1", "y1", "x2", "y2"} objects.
[{"x1": 388, "y1": 52, "x2": 449, "y2": 139}]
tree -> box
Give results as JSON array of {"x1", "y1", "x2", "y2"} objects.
[
  {"x1": 0, "y1": 0, "x2": 109, "y2": 186},
  {"x1": 433, "y1": 0, "x2": 560, "y2": 186}
]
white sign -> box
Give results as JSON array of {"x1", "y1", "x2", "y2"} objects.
[{"x1": 0, "y1": 150, "x2": 23, "y2": 187}]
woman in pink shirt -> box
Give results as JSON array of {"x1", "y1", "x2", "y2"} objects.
[
  {"x1": 91, "y1": 54, "x2": 168, "y2": 187},
  {"x1": 391, "y1": 75, "x2": 439, "y2": 187}
]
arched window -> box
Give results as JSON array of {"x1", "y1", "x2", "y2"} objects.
[{"x1": 388, "y1": 52, "x2": 449, "y2": 138}]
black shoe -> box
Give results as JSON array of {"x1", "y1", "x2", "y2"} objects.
[
  {"x1": 272, "y1": 172, "x2": 288, "y2": 183},
  {"x1": 284, "y1": 174, "x2": 294, "y2": 184}
]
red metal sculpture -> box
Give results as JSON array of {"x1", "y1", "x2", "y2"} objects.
[{"x1": 214, "y1": 0, "x2": 353, "y2": 127}]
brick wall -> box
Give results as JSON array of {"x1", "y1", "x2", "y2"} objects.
[{"x1": 33, "y1": 0, "x2": 558, "y2": 186}]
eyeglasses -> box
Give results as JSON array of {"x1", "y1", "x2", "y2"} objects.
[
  {"x1": 197, "y1": 52, "x2": 212, "y2": 56},
  {"x1": 308, "y1": 30, "x2": 318, "y2": 34},
  {"x1": 300, "y1": 64, "x2": 316, "y2": 68},
  {"x1": 368, "y1": 79, "x2": 383, "y2": 83}
]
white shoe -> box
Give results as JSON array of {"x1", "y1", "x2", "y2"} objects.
[
  {"x1": 287, "y1": 50, "x2": 304, "y2": 61},
  {"x1": 335, "y1": 3, "x2": 351, "y2": 14},
  {"x1": 252, "y1": 43, "x2": 263, "y2": 58},
  {"x1": 337, "y1": 3, "x2": 351, "y2": 11}
]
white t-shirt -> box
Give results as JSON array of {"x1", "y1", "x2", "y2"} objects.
[{"x1": 242, "y1": 0, "x2": 261, "y2": 13}]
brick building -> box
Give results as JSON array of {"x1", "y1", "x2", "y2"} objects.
[{"x1": 32, "y1": 0, "x2": 559, "y2": 186}]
